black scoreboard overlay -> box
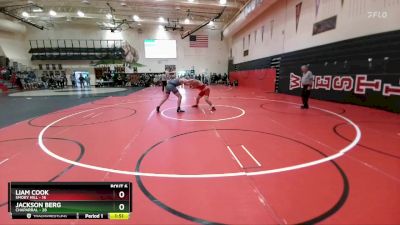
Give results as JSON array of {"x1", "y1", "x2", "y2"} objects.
[{"x1": 8, "y1": 182, "x2": 132, "y2": 220}]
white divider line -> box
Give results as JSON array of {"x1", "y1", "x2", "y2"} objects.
[
  {"x1": 82, "y1": 112, "x2": 95, "y2": 118},
  {"x1": 241, "y1": 145, "x2": 262, "y2": 167},
  {"x1": 91, "y1": 112, "x2": 103, "y2": 118},
  {"x1": 226, "y1": 146, "x2": 243, "y2": 168},
  {"x1": 0, "y1": 158, "x2": 9, "y2": 166}
]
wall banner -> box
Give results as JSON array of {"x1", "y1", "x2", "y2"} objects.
[
  {"x1": 281, "y1": 73, "x2": 400, "y2": 112},
  {"x1": 295, "y1": 2, "x2": 302, "y2": 32}
]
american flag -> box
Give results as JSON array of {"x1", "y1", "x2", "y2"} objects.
[{"x1": 189, "y1": 35, "x2": 208, "y2": 48}]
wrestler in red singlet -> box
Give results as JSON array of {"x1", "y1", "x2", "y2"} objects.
[{"x1": 186, "y1": 79, "x2": 216, "y2": 111}]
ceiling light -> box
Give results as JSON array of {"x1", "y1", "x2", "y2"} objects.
[
  {"x1": 49, "y1": 10, "x2": 57, "y2": 17},
  {"x1": 138, "y1": 23, "x2": 142, "y2": 26},
  {"x1": 82, "y1": 0, "x2": 90, "y2": 4},
  {"x1": 106, "y1": 13, "x2": 112, "y2": 19},
  {"x1": 188, "y1": 0, "x2": 194, "y2": 3},
  {"x1": 219, "y1": 0, "x2": 227, "y2": 4},
  {"x1": 133, "y1": 15, "x2": 140, "y2": 21},
  {"x1": 208, "y1": 20, "x2": 214, "y2": 26},
  {"x1": 22, "y1": 11, "x2": 29, "y2": 17},
  {"x1": 120, "y1": 2, "x2": 127, "y2": 6},
  {"x1": 158, "y1": 17, "x2": 165, "y2": 23},
  {"x1": 158, "y1": 24, "x2": 164, "y2": 29},
  {"x1": 184, "y1": 18, "x2": 190, "y2": 24},
  {"x1": 32, "y1": 8, "x2": 43, "y2": 12},
  {"x1": 77, "y1": 10, "x2": 84, "y2": 17}
]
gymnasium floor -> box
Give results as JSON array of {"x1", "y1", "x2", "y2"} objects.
[{"x1": 0, "y1": 85, "x2": 399, "y2": 224}]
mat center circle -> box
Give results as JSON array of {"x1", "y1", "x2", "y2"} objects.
[{"x1": 160, "y1": 104, "x2": 246, "y2": 122}]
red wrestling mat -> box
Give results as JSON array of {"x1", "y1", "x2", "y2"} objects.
[{"x1": 0, "y1": 86, "x2": 399, "y2": 224}]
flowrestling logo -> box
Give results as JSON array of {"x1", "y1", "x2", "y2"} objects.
[{"x1": 289, "y1": 73, "x2": 400, "y2": 96}]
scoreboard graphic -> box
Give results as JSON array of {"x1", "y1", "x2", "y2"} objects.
[{"x1": 8, "y1": 182, "x2": 132, "y2": 220}]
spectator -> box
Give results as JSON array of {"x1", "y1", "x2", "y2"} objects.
[
  {"x1": 70, "y1": 73, "x2": 76, "y2": 88},
  {"x1": 16, "y1": 75, "x2": 23, "y2": 90},
  {"x1": 161, "y1": 72, "x2": 167, "y2": 92},
  {"x1": 86, "y1": 75, "x2": 91, "y2": 88},
  {"x1": 62, "y1": 74, "x2": 68, "y2": 87},
  {"x1": 78, "y1": 74, "x2": 85, "y2": 88}
]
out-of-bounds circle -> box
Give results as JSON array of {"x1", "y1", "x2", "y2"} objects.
[
  {"x1": 28, "y1": 106, "x2": 137, "y2": 127},
  {"x1": 160, "y1": 105, "x2": 246, "y2": 122},
  {"x1": 38, "y1": 97, "x2": 361, "y2": 178},
  {"x1": 0, "y1": 137, "x2": 85, "y2": 208},
  {"x1": 333, "y1": 122, "x2": 400, "y2": 159},
  {"x1": 135, "y1": 129, "x2": 349, "y2": 224}
]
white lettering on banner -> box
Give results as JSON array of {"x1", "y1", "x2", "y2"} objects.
[
  {"x1": 315, "y1": 76, "x2": 332, "y2": 90},
  {"x1": 289, "y1": 73, "x2": 301, "y2": 90},
  {"x1": 289, "y1": 74, "x2": 399, "y2": 97},
  {"x1": 354, "y1": 75, "x2": 382, "y2": 94},
  {"x1": 383, "y1": 80, "x2": 400, "y2": 96},
  {"x1": 332, "y1": 76, "x2": 354, "y2": 91}
]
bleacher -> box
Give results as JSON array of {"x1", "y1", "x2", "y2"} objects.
[{"x1": 29, "y1": 39, "x2": 125, "y2": 61}]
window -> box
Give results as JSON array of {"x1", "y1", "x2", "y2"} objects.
[
  {"x1": 254, "y1": 30, "x2": 257, "y2": 43},
  {"x1": 242, "y1": 37, "x2": 245, "y2": 50},
  {"x1": 248, "y1": 34, "x2": 250, "y2": 48}
]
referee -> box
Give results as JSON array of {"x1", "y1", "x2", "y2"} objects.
[{"x1": 300, "y1": 65, "x2": 314, "y2": 109}]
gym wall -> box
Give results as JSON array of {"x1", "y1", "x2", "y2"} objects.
[
  {"x1": 228, "y1": 0, "x2": 400, "y2": 112},
  {"x1": 0, "y1": 30, "x2": 30, "y2": 66},
  {"x1": 25, "y1": 24, "x2": 229, "y2": 74},
  {"x1": 229, "y1": 0, "x2": 400, "y2": 64},
  {"x1": 229, "y1": 68, "x2": 276, "y2": 92},
  {"x1": 278, "y1": 30, "x2": 400, "y2": 113}
]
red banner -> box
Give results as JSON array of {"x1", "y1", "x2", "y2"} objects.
[{"x1": 229, "y1": 69, "x2": 276, "y2": 92}]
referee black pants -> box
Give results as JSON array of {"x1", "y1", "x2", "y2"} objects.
[
  {"x1": 301, "y1": 85, "x2": 311, "y2": 108},
  {"x1": 161, "y1": 81, "x2": 167, "y2": 92}
]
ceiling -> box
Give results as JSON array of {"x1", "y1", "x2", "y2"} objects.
[{"x1": 0, "y1": 0, "x2": 249, "y2": 31}]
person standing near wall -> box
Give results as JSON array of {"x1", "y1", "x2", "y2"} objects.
[
  {"x1": 70, "y1": 73, "x2": 76, "y2": 88},
  {"x1": 79, "y1": 74, "x2": 84, "y2": 88},
  {"x1": 86, "y1": 75, "x2": 91, "y2": 88},
  {"x1": 62, "y1": 74, "x2": 67, "y2": 88},
  {"x1": 161, "y1": 72, "x2": 167, "y2": 92},
  {"x1": 300, "y1": 65, "x2": 314, "y2": 109}
]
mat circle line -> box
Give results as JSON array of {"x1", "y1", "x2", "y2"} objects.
[
  {"x1": 135, "y1": 129, "x2": 350, "y2": 225},
  {"x1": 0, "y1": 137, "x2": 85, "y2": 208},
  {"x1": 28, "y1": 106, "x2": 137, "y2": 127},
  {"x1": 260, "y1": 102, "x2": 346, "y2": 115},
  {"x1": 333, "y1": 122, "x2": 400, "y2": 159},
  {"x1": 37, "y1": 97, "x2": 361, "y2": 178}
]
